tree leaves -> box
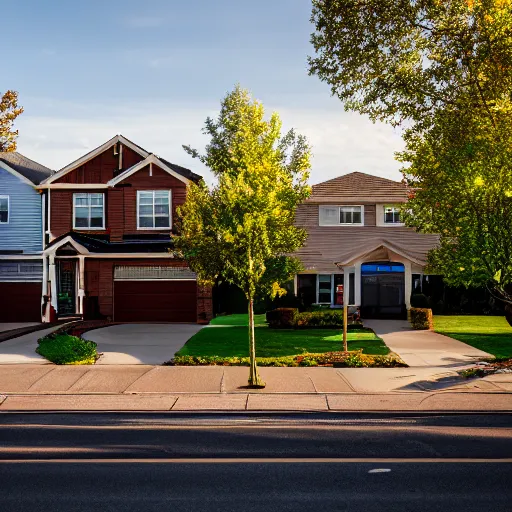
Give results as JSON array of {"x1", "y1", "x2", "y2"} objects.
[{"x1": 0, "y1": 90, "x2": 23, "y2": 152}]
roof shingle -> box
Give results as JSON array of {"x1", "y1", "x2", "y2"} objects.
[{"x1": 0, "y1": 152, "x2": 53, "y2": 185}]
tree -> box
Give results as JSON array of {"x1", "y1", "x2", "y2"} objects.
[
  {"x1": 0, "y1": 91, "x2": 23, "y2": 152},
  {"x1": 309, "y1": 0, "x2": 512, "y2": 319},
  {"x1": 176, "y1": 86, "x2": 312, "y2": 386}
]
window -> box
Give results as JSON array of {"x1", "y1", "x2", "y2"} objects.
[
  {"x1": 318, "y1": 274, "x2": 333, "y2": 303},
  {"x1": 137, "y1": 190, "x2": 171, "y2": 229},
  {"x1": 340, "y1": 206, "x2": 362, "y2": 224},
  {"x1": 319, "y1": 205, "x2": 364, "y2": 226},
  {"x1": 384, "y1": 205, "x2": 402, "y2": 224},
  {"x1": 73, "y1": 193, "x2": 104, "y2": 229},
  {"x1": 0, "y1": 196, "x2": 9, "y2": 223}
]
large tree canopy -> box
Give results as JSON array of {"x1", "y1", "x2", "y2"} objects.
[
  {"x1": 309, "y1": 0, "x2": 512, "y2": 316},
  {"x1": 0, "y1": 90, "x2": 23, "y2": 152},
  {"x1": 176, "y1": 86, "x2": 311, "y2": 386}
]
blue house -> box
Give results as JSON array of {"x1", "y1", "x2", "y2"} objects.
[{"x1": 0, "y1": 152, "x2": 52, "y2": 322}]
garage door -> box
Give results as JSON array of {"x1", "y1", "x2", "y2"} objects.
[
  {"x1": 0, "y1": 282, "x2": 42, "y2": 322},
  {"x1": 113, "y1": 266, "x2": 197, "y2": 322}
]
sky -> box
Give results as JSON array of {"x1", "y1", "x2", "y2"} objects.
[{"x1": 4, "y1": 0, "x2": 404, "y2": 184}]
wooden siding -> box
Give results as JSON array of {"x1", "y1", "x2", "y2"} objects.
[
  {"x1": 365, "y1": 204, "x2": 376, "y2": 226},
  {"x1": 50, "y1": 164, "x2": 186, "y2": 239},
  {"x1": 54, "y1": 145, "x2": 144, "y2": 184},
  {"x1": 0, "y1": 167, "x2": 43, "y2": 254}
]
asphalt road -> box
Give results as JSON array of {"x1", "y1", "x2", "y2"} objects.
[{"x1": 1, "y1": 412, "x2": 511, "y2": 511}]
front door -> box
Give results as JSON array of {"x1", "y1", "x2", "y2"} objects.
[
  {"x1": 361, "y1": 273, "x2": 406, "y2": 319},
  {"x1": 57, "y1": 260, "x2": 76, "y2": 316}
]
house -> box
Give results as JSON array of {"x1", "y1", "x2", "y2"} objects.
[
  {"x1": 38, "y1": 134, "x2": 212, "y2": 324},
  {"x1": 0, "y1": 152, "x2": 53, "y2": 321},
  {"x1": 293, "y1": 172, "x2": 439, "y2": 318}
]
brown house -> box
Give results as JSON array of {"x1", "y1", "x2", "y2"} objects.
[
  {"x1": 39, "y1": 135, "x2": 212, "y2": 324},
  {"x1": 293, "y1": 172, "x2": 439, "y2": 318}
]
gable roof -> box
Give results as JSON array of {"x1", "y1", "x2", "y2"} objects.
[
  {"x1": 108, "y1": 154, "x2": 202, "y2": 186},
  {"x1": 42, "y1": 134, "x2": 201, "y2": 185},
  {"x1": 0, "y1": 152, "x2": 53, "y2": 185},
  {"x1": 308, "y1": 172, "x2": 408, "y2": 204}
]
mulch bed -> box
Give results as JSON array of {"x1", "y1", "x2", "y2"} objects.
[{"x1": 462, "y1": 358, "x2": 512, "y2": 377}]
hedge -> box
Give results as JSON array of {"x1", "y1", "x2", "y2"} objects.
[
  {"x1": 266, "y1": 308, "x2": 298, "y2": 328},
  {"x1": 409, "y1": 307, "x2": 433, "y2": 330},
  {"x1": 266, "y1": 308, "x2": 347, "y2": 329},
  {"x1": 168, "y1": 351, "x2": 407, "y2": 368}
]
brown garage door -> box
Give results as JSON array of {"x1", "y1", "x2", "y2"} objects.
[
  {"x1": 114, "y1": 281, "x2": 197, "y2": 322},
  {"x1": 0, "y1": 282, "x2": 42, "y2": 322}
]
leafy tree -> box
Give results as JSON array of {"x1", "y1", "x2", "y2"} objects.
[
  {"x1": 0, "y1": 91, "x2": 23, "y2": 152},
  {"x1": 176, "y1": 86, "x2": 311, "y2": 386},
  {"x1": 309, "y1": 0, "x2": 512, "y2": 319}
]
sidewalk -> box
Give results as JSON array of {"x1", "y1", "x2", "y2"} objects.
[{"x1": 0, "y1": 364, "x2": 510, "y2": 411}]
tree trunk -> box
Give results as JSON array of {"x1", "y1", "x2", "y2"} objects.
[{"x1": 248, "y1": 297, "x2": 265, "y2": 388}]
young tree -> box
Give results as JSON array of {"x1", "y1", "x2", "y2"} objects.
[
  {"x1": 309, "y1": 0, "x2": 512, "y2": 318},
  {"x1": 176, "y1": 86, "x2": 311, "y2": 387},
  {"x1": 0, "y1": 91, "x2": 23, "y2": 152}
]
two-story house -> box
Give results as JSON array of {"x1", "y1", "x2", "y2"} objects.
[
  {"x1": 39, "y1": 134, "x2": 212, "y2": 324},
  {"x1": 293, "y1": 172, "x2": 439, "y2": 318},
  {"x1": 0, "y1": 152, "x2": 53, "y2": 322}
]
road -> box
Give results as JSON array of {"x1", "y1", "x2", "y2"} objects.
[{"x1": 1, "y1": 412, "x2": 511, "y2": 511}]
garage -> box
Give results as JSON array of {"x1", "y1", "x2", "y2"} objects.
[
  {"x1": 113, "y1": 266, "x2": 197, "y2": 323},
  {"x1": 0, "y1": 261, "x2": 42, "y2": 322}
]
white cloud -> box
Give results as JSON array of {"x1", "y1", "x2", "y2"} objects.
[{"x1": 15, "y1": 99, "x2": 404, "y2": 186}]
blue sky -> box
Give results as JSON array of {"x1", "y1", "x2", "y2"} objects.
[{"x1": 4, "y1": 0, "x2": 403, "y2": 184}]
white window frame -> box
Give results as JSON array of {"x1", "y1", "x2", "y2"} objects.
[
  {"x1": 0, "y1": 195, "x2": 9, "y2": 224},
  {"x1": 73, "y1": 193, "x2": 105, "y2": 230},
  {"x1": 137, "y1": 190, "x2": 172, "y2": 230},
  {"x1": 316, "y1": 274, "x2": 334, "y2": 304},
  {"x1": 319, "y1": 205, "x2": 364, "y2": 226},
  {"x1": 383, "y1": 205, "x2": 405, "y2": 226}
]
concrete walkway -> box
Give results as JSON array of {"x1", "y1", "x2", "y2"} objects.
[
  {"x1": 364, "y1": 320, "x2": 492, "y2": 367},
  {"x1": 83, "y1": 324, "x2": 204, "y2": 365},
  {"x1": 0, "y1": 322, "x2": 40, "y2": 333}
]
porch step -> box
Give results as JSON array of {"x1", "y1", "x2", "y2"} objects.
[{"x1": 57, "y1": 315, "x2": 83, "y2": 321}]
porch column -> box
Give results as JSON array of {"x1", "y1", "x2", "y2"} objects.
[
  {"x1": 78, "y1": 255, "x2": 85, "y2": 315},
  {"x1": 343, "y1": 267, "x2": 349, "y2": 306},
  {"x1": 354, "y1": 262, "x2": 362, "y2": 307},
  {"x1": 404, "y1": 261, "x2": 412, "y2": 309},
  {"x1": 49, "y1": 254, "x2": 58, "y2": 312},
  {"x1": 41, "y1": 254, "x2": 48, "y2": 322}
]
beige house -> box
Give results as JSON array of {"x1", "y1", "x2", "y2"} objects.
[{"x1": 293, "y1": 172, "x2": 439, "y2": 318}]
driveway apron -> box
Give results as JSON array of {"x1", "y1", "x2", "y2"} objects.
[{"x1": 84, "y1": 324, "x2": 204, "y2": 365}]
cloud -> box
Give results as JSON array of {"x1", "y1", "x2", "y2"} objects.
[{"x1": 15, "y1": 99, "x2": 404, "y2": 185}]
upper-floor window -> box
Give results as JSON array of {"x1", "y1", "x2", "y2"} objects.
[
  {"x1": 73, "y1": 193, "x2": 105, "y2": 229},
  {"x1": 319, "y1": 205, "x2": 364, "y2": 226},
  {"x1": 384, "y1": 205, "x2": 402, "y2": 224},
  {"x1": 137, "y1": 190, "x2": 171, "y2": 229},
  {"x1": 0, "y1": 196, "x2": 9, "y2": 224}
]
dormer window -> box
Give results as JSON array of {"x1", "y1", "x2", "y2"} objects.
[
  {"x1": 319, "y1": 205, "x2": 364, "y2": 226},
  {"x1": 384, "y1": 205, "x2": 402, "y2": 224}
]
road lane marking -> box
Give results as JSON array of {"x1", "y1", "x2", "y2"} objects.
[{"x1": 368, "y1": 468, "x2": 391, "y2": 473}]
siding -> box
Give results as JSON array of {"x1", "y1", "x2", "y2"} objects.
[
  {"x1": 0, "y1": 167, "x2": 43, "y2": 253},
  {"x1": 54, "y1": 145, "x2": 144, "y2": 184},
  {"x1": 0, "y1": 260, "x2": 43, "y2": 282}
]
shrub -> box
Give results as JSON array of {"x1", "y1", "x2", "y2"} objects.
[
  {"x1": 411, "y1": 293, "x2": 430, "y2": 308},
  {"x1": 37, "y1": 334, "x2": 98, "y2": 365},
  {"x1": 265, "y1": 308, "x2": 298, "y2": 328},
  {"x1": 295, "y1": 310, "x2": 344, "y2": 328},
  {"x1": 409, "y1": 307, "x2": 433, "y2": 330}
]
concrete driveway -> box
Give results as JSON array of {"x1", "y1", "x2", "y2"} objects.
[
  {"x1": 83, "y1": 324, "x2": 204, "y2": 365},
  {"x1": 0, "y1": 326, "x2": 57, "y2": 364}
]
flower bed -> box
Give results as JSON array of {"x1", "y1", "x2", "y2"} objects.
[{"x1": 167, "y1": 350, "x2": 407, "y2": 368}]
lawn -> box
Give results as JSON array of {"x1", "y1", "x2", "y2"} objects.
[
  {"x1": 434, "y1": 315, "x2": 512, "y2": 359},
  {"x1": 176, "y1": 314, "x2": 389, "y2": 357}
]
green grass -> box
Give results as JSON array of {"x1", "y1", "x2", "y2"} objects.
[
  {"x1": 36, "y1": 334, "x2": 98, "y2": 365},
  {"x1": 177, "y1": 314, "x2": 389, "y2": 358},
  {"x1": 434, "y1": 315, "x2": 512, "y2": 358}
]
